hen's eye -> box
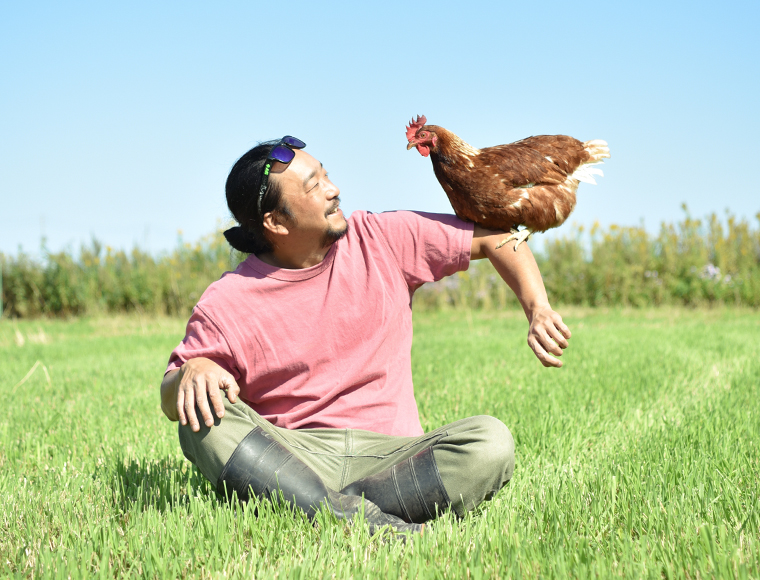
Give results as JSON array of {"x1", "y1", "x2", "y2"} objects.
[{"x1": 420, "y1": 132, "x2": 427, "y2": 138}]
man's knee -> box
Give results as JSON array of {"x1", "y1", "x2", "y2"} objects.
[
  {"x1": 177, "y1": 419, "x2": 228, "y2": 485},
  {"x1": 436, "y1": 414, "x2": 514, "y2": 475},
  {"x1": 433, "y1": 415, "x2": 515, "y2": 515},
  {"x1": 469, "y1": 415, "x2": 515, "y2": 482},
  {"x1": 176, "y1": 400, "x2": 257, "y2": 486}
]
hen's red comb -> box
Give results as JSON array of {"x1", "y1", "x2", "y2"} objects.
[{"x1": 405, "y1": 115, "x2": 427, "y2": 141}]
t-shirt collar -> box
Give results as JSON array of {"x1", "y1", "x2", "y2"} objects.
[{"x1": 241, "y1": 242, "x2": 338, "y2": 281}]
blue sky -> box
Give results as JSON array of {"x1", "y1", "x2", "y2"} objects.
[{"x1": 1, "y1": 0, "x2": 758, "y2": 257}]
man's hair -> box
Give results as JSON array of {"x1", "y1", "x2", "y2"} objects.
[{"x1": 224, "y1": 141, "x2": 295, "y2": 254}]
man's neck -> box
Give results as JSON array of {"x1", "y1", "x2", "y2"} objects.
[{"x1": 257, "y1": 244, "x2": 333, "y2": 270}]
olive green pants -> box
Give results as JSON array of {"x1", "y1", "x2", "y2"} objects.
[{"x1": 179, "y1": 398, "x2": 515, "y2": 517}]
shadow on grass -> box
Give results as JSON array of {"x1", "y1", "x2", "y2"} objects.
[
  {"x1": 111, "y1": 454, "x2": 217, "y2": 513},
  {"x1": 110, "y1": 455, "x2": 318, "y2": 523}
]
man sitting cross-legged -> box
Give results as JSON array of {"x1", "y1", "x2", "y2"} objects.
[{"x1": 160, "y1": 136, "x2": 571, "y2": 534}]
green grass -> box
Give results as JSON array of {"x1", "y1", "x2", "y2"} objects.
[{"x1": 1, "y1": 308, "x2": 759, "y2": 578}]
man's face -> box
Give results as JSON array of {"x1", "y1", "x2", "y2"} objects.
[{"x1": 271, "y1": 150, "x2": 348, "y2": 247}]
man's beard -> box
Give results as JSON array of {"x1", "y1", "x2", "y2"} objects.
[{"x1": 321, "y1": 220, "x2": 349, "y2": 248}]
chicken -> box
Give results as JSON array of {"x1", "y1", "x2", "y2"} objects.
[{"x1": 405, "y1": 115, "x2": 610, "y2": 250}]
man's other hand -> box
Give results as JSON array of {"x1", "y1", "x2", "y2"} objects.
[
  {"x1": 527, "y1": 306, "x2": 571, "y2": 368},
  {"x1": 160, "y1": 358, "x2": 240, "y2": 431}
]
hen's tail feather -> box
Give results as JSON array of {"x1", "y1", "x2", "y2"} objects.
[
  {"x1": 572, "y1": 164, "x2": 604, "y2": 185},
  {"x1": 583, "y1": 139, "x2": 611, "y2": 163},
  {"x1": 572, "y1": 140, "x2": 610, "y2": 185}
]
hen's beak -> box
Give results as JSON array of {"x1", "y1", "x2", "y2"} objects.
[{"x1": 407, "y1": 142, "x2": 416, "y2": 151}]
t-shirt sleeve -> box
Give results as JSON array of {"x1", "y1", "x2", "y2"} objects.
[
  {"x1": 369, "y1": 211, "x2": 473, "y2": 290},
  {"x1": 165, "y1": 305, "x2": 240, "y2": 379}
]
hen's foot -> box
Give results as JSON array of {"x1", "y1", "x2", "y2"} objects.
[{"x1": 495, "y1": 228, "x2": 532, "y2": 251}]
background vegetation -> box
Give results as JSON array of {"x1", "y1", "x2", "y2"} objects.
[
  {"x1": 416, "y1": 208, "x2": 760, "y2": 311},
  {"x1": 2, "y1": 208, "x2": 759, "y2": 318},
  {"x1": 1, "y1": 309, "x2": 758, "y2": 578}
]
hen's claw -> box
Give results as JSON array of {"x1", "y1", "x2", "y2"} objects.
[{"x1": 495, "y1": 228, "x2": 533, "y2": 251}]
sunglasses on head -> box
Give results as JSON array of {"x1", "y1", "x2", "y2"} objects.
[{"x1": 257, "y1": 136, "x2": 306, "y2": 217}]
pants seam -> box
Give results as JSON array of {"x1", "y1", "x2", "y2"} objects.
[
  {"x1": 392, "y1": 464, "x2": 411, "y2": 521},
  {"x1": 432, "y1": 431, "x2": 453, "y2": 506},
  {"x1": 284, "y1": 430, "x2": 444, "y2": 460},
  {"x1": 339, "y1": 429, "x2": 352, "y2": 490}
]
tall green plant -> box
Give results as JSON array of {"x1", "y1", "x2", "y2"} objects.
[
  {"x1": 2, "y1": 209, "x2": 759, "y2": 318},
  {"x1": 0, "y1": 231, "x2": 243, "y2": 318}
]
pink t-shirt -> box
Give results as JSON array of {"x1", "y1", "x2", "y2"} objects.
[{"x1": 166, "y1": 210, "x2": 473, "y2": 436}]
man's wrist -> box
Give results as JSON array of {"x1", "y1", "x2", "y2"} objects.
[{"x1": 524, "y1": 301, "x2": 552, "y2": 323}]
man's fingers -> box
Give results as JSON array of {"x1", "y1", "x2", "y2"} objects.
[
  {"x1": 540, "y1": 332, "x2": 564, "y2": 358},
  {"x1": 184, "y1": 385, "x2": 200, "y2": 432},
  {"x1": 528, "y1": 335, "x2": 562, "y2": 368},
  {"x1": 525, "y1": 308, "x2": 570, "y2": 368},
  {"x1": 208, "y1": 382, "x2": 226, "y2": 421},
  {"x1": 221, "y1": 375, "x2": 240, "y2": 404},
  {"x1": 176, "y1": 386, "x2": 187, "y2": 426},
  {"x1": 175, "y1": 360, "x2": 240, "y2": 431},
  {"x1": 553, "y1": 316, "x2": 571, "y2": 339},
  {"x1": 530, "y1": 326, "x2": 563, "y2": 357},
  {"x1": 194, "y1": 377, "x2": 215, "y2": 428},
  {"x1": 545, "y1": 326, "x2": 569, "y2": 351}
]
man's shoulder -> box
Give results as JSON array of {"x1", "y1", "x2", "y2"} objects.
[
  {"x1": 347, "y1": 209, "x2": 452, "y2": 231},
  {"x1": 344, "y1": 210, "x2": 416, "y2": 246},
  {"x1": 191, "y1": 262, "x2": 252, "y2": 311},
  {"x1": 348, "y1": 209, "x2": 468, "y2": 238}
]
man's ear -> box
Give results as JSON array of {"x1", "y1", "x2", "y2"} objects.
[{"x1": 262, "y1": 211, "x2": 290, "y2": 237}]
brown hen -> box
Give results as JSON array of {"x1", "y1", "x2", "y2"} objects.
[{"x1": 406, "y1": 115, "x2": 610, "y2": 249}]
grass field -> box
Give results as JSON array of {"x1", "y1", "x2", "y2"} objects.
[{"x1": 1, "y1": 308, "x2": 759, "y2": 579}]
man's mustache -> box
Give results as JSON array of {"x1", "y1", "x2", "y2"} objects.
[{"x1": 325, "y1": 198, "x2": 341, "y2": 216}]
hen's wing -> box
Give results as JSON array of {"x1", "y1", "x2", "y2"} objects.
[{"x1": 478, "y1": 135, "x2": 588, "y2": 187}]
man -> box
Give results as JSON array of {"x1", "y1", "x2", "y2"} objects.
[{"x1": 161, "y1": 136, "x2": 571, "y2": 534}]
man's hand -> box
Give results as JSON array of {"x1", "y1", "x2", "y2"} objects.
[
  {"x1": 160, "y1": 358, "x2": 240, "y2": 432},
  {"x1": 527, "y1": 305, "x2": 571, "y2": 368}
]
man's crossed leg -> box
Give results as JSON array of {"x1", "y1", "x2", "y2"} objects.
[{"x1": 179, "y1": 398, "x2": 515, "y2": 531}]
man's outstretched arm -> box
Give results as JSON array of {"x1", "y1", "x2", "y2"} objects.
[
  {"x1": 161, "y1": 358, "x2": 240, "y2": 431},
  {"x1": 470, "y1": 225, "x2": 571, "y2": 368}
]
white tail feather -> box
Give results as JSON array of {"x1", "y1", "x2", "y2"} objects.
[
  {"x1": 573, "y1": 169, "x2": 597, "y2": 184},
  {"x1": 573, "y1": 164, "x2": 605, "y2": 184}
]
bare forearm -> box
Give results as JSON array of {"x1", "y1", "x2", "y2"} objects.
[
  {"x1": 486, "y1": 243, "x2": 549, "y2": 320},
  {"x1": 471, "y1": 226, "x2": 550, "y2": 319},
  {"x1": 161, "y1": 369, "x2": 180, "y2": 421},
  {"x1": 470, "y1": 225, "x2": 571, "y2": 367}
]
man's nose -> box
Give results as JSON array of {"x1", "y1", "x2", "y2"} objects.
[{"x1": 327, "y1": 182, "x2": 340, "y2": 198}]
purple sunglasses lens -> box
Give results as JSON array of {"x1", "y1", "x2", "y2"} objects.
[
  {"x1": 281, "y1": 136, "x2": 306, "y2": 148},
  {"x1": 269, "y1": 145, "x2": 296, "y2": 163}
]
